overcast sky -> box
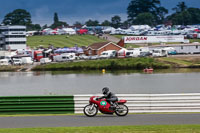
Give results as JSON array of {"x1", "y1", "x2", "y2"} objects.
[{"x1": 0, "y1": 0, "x2": 199, "y2": 26}]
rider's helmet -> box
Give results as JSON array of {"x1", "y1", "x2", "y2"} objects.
[{"x1": 102, "y1": 87, "x2": 109, "y2": 95}]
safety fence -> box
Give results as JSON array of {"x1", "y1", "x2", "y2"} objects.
[
  {"x1": 0, "y1": 96, "x2": 74, "y2": 114},
  {"x1": 74, "y1": 93, "x2": 200, "y2": 113},
  {"x1": 1, "y1": 94, "x2": 200, "y2": 114}
]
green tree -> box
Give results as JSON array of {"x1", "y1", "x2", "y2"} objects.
[
  {"x1": 167, "y1": 2, "x2": 200, "y2": 25},
  {"x1": 34, "y1": 24, "x2": 41, "y2": 31},
  {"x1": 134, "y1": 13, "x2": 155, "y2": 26},
  {"x1": 2, "y1": 9, "x2": 32, "y2": 26},
  {"x1": 42, "y1": 24, "x2": 48, "y2": 30},
  {"x1": 54, "y1": 12, "x2": 59, "y2": 23},
  {"x1": 169, "y1": 11, "x2": 192, "y2": 25},
  {"x1": 85, "y1": 19, "x2": 99, "y2": 26},
  {"x1": 172, "y1": 1, "x2": 187, "y2": 13},
  {"x1": 187, "y1": 8, "x2": 200, "y2": 24},
  {"x1": 73, "y1": 21, "x2": 83, "y2": 27},
  {"x1": 111, "y1": 15, "x2": 121, "y2": 28},
  {"x1": 121, "y1": 20, "x2": 131, "y2": 29},
  {"x1": 101, "y1": 20, "x2": 111, "y2": 26},
  {"x1": 26, "y1": 24, "x2": 41, "y2": 31},
  {"x1": 50, "y1": 12, "x2": 68, "y2": 29},
  {"x1": 156, "y1": 7, "x2": 168, "y2": 24},
  {"x1": 127, "y1": 0, "x2": 168, "y2": 24}
]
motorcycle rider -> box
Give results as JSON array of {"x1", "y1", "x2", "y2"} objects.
[{"x1": 97, "y1": 87, "x2": 118, "y2": 109}]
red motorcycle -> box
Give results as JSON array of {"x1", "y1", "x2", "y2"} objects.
[{"x1": 83, "y1": 96, "x2": 129, "y2": 117}]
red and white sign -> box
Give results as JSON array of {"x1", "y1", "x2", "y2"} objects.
[{"x1": 124, "y1": 36, "x2": 184, "y2": 43}]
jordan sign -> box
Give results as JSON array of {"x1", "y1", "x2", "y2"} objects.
[{"x1": 124, "y1": 36, "x2": 184, "y2": 43}]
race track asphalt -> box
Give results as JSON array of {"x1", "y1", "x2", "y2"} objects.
[{"x1": 0, "y1": 114, "x2": 200, "y2": 128}]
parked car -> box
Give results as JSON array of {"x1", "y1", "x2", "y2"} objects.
[
  {"x1": 163, "y1": 47, "x2": 177, "y2": 55},
  {"x1": 138, "y1": 51, "x2": 152, "y2": 57},
  {"x1": 79, "y1": 54, "x2": 89, "y2": 60},
  {"x1": 89, "y1": 55, "x2": 99, "y2": 60}
]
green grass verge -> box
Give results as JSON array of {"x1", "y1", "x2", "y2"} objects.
[
  {"x1": 32, "y1": 58, "x2": 170, "y2": 71},
  {"x1": 157, "y1": 57, "x2": 194, "y2": 66},
  {"x1": 1, "y1": 125, "x2": 200, "y2": 133},
  {"x1": 0, "y1": 65, "x2": 22, "y2": 72},
  {"x1": 27, "y1": 35, "x2": 106, "y2": 48}
]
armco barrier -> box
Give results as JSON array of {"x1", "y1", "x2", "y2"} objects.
[
  {"x1": 1, "y1": 94, "x2": 200, "y2": 114},
  {"x1": 0, "y1": 96, "x2": 74, "y2": 114},
  {"x1": 74, "y1": 93, "x2": 200, "y2": 114}
]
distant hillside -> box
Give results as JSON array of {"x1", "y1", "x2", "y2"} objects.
[{"x1": 27, "y1": 35, "x2": 106, "y2": 48}]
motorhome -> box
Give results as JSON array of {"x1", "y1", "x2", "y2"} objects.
[
  {"x1": 126, "y1": 48, "x2": 141, "y2": 57},
  {"x1": 152, "y1": 49, "x2": 168, "y2": 57},
  {"x1": 53, "y1": 53, "x2": 77, "y2": 62},
  {"x1": 99, "y1": 50, "x2": 117, "y2": 59}
]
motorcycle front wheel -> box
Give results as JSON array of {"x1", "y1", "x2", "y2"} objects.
[
  {"x1": 83, "y1": 104, "x2": 98, "y2": 117},
  {"x1": 115, "y1": 104, "x2": 129, "y2": 116}
]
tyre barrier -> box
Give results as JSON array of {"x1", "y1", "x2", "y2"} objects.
[{"x1": 74, "y1": 93, "x2": 200, "y2": 114}]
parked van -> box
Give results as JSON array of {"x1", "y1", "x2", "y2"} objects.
[
  {"x1": 99, "y1": 50, "x2": 117, "y2": 59},
  {"x1": 53, "y1": 53, "x2": 77, "y2": 62},
  {"x1": 21, "y1": 57, "x2": 33, "y2": 64},
  {"x1": 152, "y1": 49, "x2": 168, "y2": 57},
  {"x1": 12, "y1": 58, "x2": 22, "y2": 65}
]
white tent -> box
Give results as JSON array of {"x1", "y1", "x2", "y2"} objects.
[
  {"x1": 129, "y1": 25, "x2": 151, "y2": 31},
  {"x1": 62, "y1": 28, "x2": 76, "y2": 35},
  {"x1": 102, "y1": 27, "x2": 116, "y2": 33},
  {"x1": 42, "y1": 28, "x2": 53, "y2": 35}
]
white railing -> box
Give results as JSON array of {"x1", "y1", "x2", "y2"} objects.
[{"x1": 74, "y1": 93, "x2": 200, "y2": 113}]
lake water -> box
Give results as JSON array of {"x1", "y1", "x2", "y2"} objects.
[{"x1": 0, "y1": 69, "x2": 200, "y2": 96}]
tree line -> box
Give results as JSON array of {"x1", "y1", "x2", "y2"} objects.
[{"x1": 1, "y1": 0, "x2": 200, "y2": 31}]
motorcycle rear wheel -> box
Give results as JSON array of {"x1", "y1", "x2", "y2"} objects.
[
  {"x1": 83, "y1": 104, "x2": 98, "y2": 117},
  {"x1": 115, "y1": 104, "x2": 129, "y2": 116}
]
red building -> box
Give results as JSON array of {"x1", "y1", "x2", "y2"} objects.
[{"x1": 84, "y1": 42, "x2": 123, "y2": 56}]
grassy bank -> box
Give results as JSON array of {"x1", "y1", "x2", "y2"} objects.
[
  {"x1": 1, "y1": 125, "x2": 200, "y2": 133},
  {"x1": 0, "y1": 65, "x2": 22, "y2": 72},
  {"x1": 158, "y1": 57, "x2": 200, "y2": 68},
  {"x1": 27, "y1": 35, "x2": 106, "y2": 48},
  {"x1": 32, "y1": 58, "x2": 170, "y2": 71}
]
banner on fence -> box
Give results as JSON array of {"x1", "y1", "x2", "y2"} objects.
[{"x1": 124, "y1": 36, "x2": 184, "y2": 43}]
